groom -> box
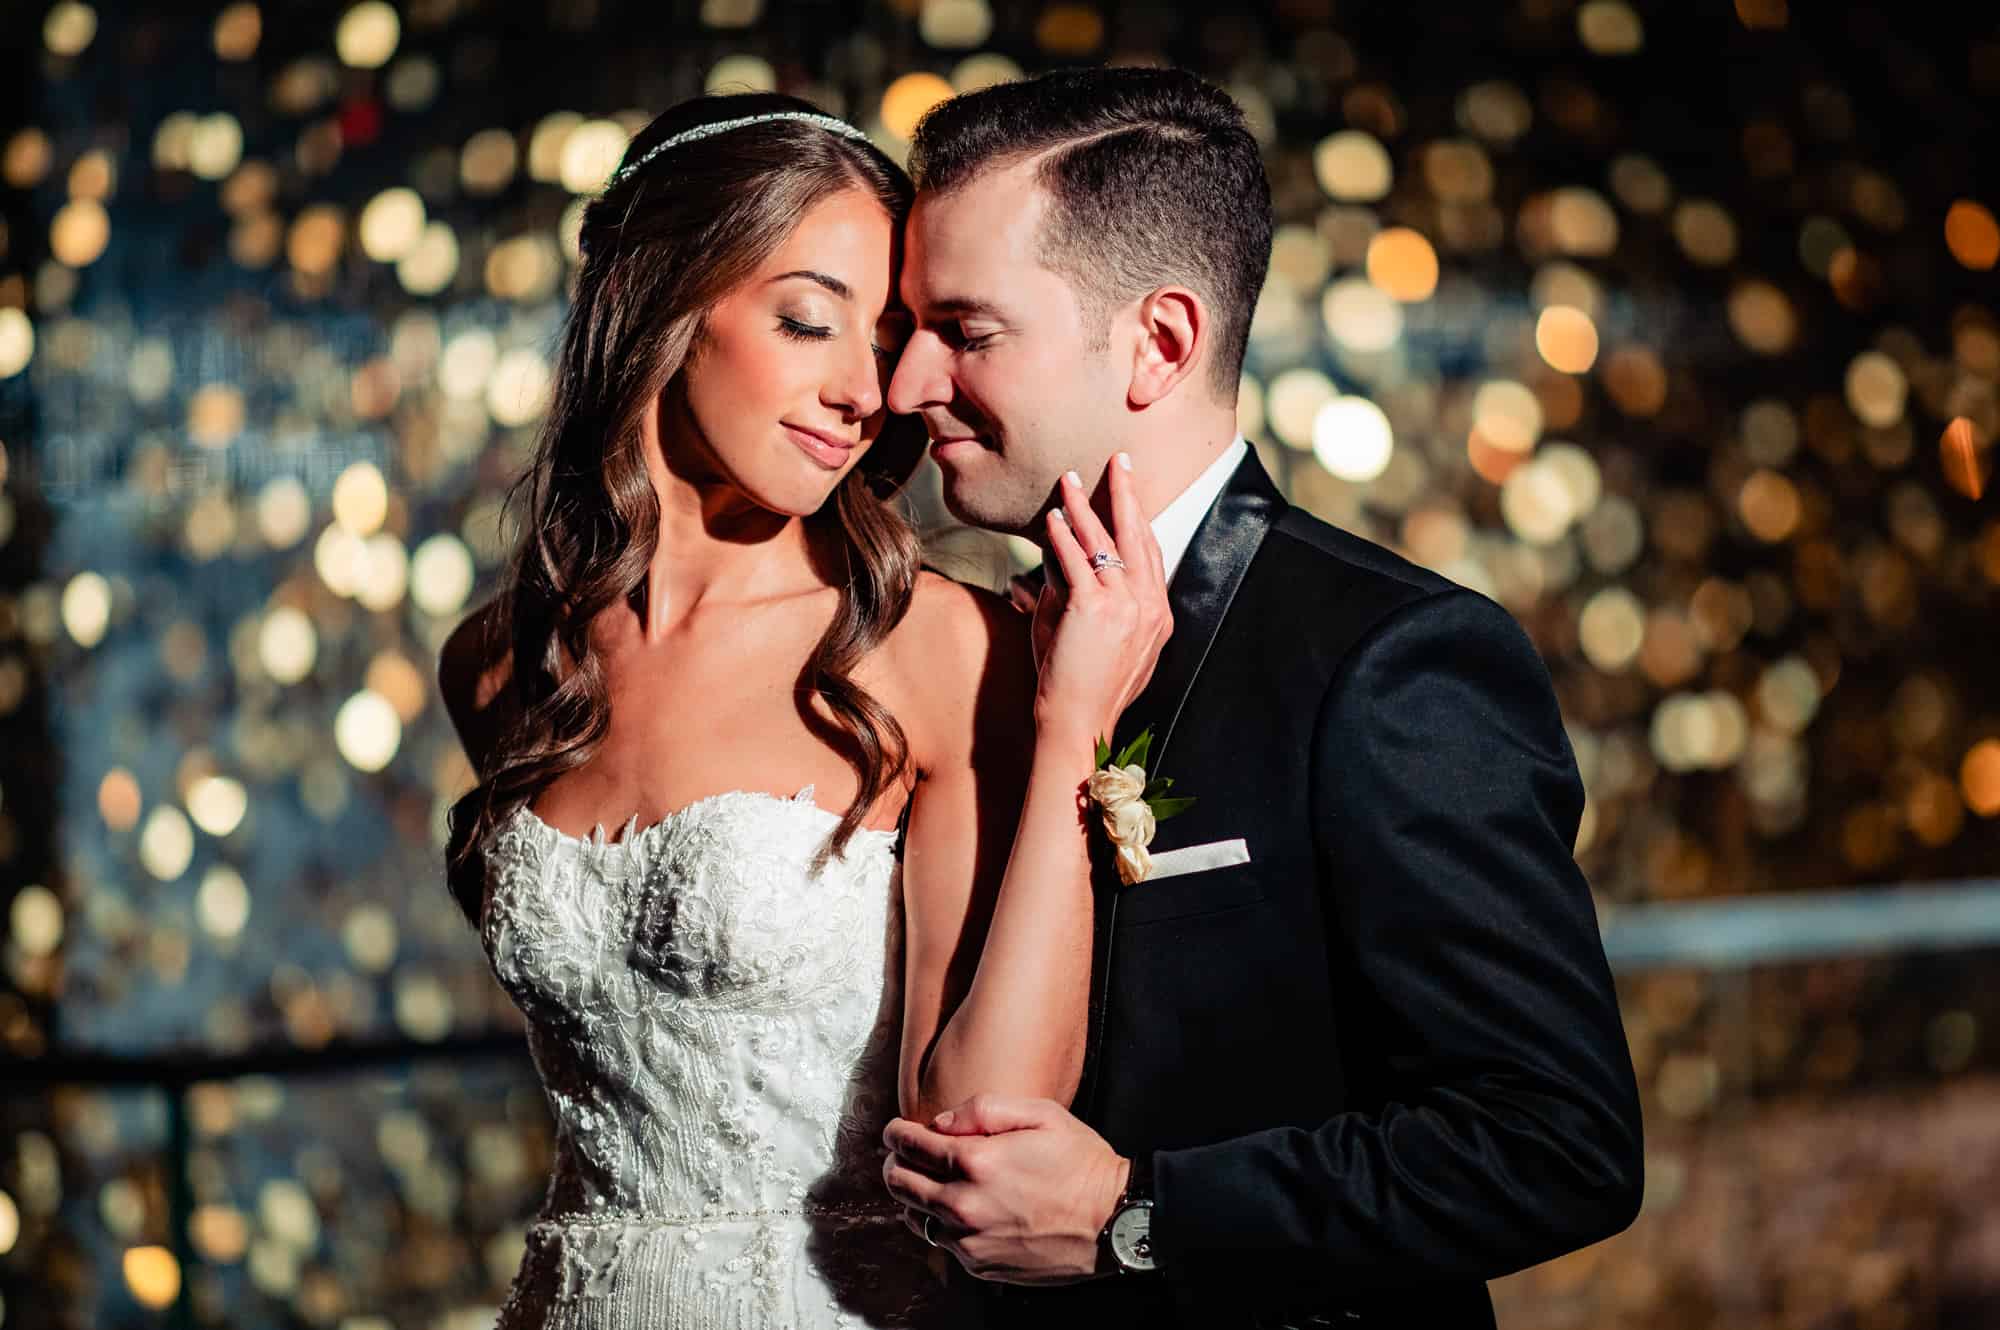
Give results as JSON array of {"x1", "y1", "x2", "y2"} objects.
[{"x1": 879, "y1": 68, "x2": 1643, "y2": 1329}]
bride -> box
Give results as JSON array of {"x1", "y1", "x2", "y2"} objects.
[{"x1": 437, "y1": 94, "x2": 1169, "y2": 1328}]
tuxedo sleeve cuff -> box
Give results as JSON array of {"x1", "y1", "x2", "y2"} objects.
[
  {"x1": 1152, "y1": 1135, "x2": 1255, "y2": 1272},
  {"x1": 1152, "y1": 1128, "x2": 1348, "y2": 1279},
  {"x1": 1151, "y1": 1140, "x2": 1295, "y2": 1310},
  {"x1": 1150, "y1": 1144, "x2": 1197, "y2": 1302},
  {"x1": 1150, "y1": 1143, "x2": 1209, "y2": 1281}
]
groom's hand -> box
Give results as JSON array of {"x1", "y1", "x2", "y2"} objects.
[{"x1": 881, "y1": 1094, "x2": 1129, "y2": 1285}]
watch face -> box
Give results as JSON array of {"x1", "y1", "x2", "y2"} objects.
[{"x1": 1109, "y1": 1201, "x2": 1155, "y2": 1271}]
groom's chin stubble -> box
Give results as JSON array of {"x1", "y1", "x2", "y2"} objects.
[{"x1": 937, "y1": 468, "x2": 1034, "y2": 537}]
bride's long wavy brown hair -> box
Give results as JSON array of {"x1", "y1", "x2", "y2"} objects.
[{"x1": 443, "y1": 94, "x2": 927, "y2": 924}]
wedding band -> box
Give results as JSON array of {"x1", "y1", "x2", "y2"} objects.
[
  {"x1": 921, "y1": 1214, "x2": 940, "y2": 1247},
  {"x1": 1088, "y1": 550, "x2": 1127, "y2": 573}
]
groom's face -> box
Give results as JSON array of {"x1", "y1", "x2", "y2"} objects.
[{"x1": 888, "y1": 159, "x2": 1127, "y2": 535}]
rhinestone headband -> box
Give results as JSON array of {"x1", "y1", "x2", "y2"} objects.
[{"x1": 604, "y1": 111, "x2": 872, "y2": 192}]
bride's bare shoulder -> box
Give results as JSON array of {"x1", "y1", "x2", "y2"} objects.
[
  {"x1": 894, "y1": 569, "x2": 1030, "y2": 669},
  {"x1": 882, "y1": 571, "x2": 1034, "y2": 754}
]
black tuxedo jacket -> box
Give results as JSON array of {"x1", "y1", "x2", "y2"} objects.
[{"x1": 979, "y1": 449, "x2": 1643, "y2": 1329}]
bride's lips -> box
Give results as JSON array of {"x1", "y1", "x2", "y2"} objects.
[{"x1": 784, "y1": 423, "x2": 855, "y2": 470}]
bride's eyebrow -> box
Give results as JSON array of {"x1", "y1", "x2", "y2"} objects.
[{"x1": 769, "y1": 269, "x2": 853, "y2": 301}]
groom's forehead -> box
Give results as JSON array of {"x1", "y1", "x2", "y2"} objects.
[{"x1": 907, "y1": 171, "x2": 1053, "y2": 286}]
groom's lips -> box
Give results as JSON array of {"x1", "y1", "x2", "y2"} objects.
[{"x1": 929, "y1": 435, "x2": 985, "y2": 460}]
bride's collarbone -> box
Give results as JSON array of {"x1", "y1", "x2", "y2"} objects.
[
  {"x1": 541, "y1": 610, "x2": 925, "y2": 838},
  {"x1": 596, "y1": 642, "x2": 914, "y2": 753},
  {"x1": 590, "y1": 578, "x2": 843, "y2": 656},
  {"x1": 535, "y1": 708, "x2": 904, "y2": 840}
]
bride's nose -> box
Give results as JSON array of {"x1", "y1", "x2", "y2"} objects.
[{"x1": 824, "y1": 337, "x2": 884, "y2": 421}]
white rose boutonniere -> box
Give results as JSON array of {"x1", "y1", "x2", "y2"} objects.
[{"x1": 1089, "y1": 727, "x2": 1194, "y2": 885}]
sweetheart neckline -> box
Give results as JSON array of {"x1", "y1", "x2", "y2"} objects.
[{"x1": 508, "y1": 784, "x2": 901, "y2": 852}]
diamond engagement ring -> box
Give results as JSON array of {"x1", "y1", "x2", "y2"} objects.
[{"x1": 1089, "y1": 551, "x2": 1127, "y2": 573}]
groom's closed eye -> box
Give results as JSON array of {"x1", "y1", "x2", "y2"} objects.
[
  {"x1": 944, "y1": 324, "x2": 998, "y2": 352},
  {"x1": 916, "y1": 296, "x2": 1009, "y2": 349}
]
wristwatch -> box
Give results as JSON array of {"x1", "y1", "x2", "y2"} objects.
[{"x1": 1098, "y1": 1151, "x2": 1157, "y2": 1274}]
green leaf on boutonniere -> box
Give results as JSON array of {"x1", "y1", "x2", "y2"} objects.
[{"x1": 1089, "y1": 724, "x2": 1195, "y2": 852}]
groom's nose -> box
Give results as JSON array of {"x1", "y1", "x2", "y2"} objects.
[{"x1": 886, "y1": 330, "x2": 949, "y2": 417}]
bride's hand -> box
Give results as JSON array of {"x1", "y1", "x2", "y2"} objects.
[{"x1": 1030, "y1": 454, "x2": 1172, "y2": 746}]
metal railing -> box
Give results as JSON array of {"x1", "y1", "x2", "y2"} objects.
[{"x1": 1600, "y1": 878, "x2": 2000, "y2": 971}]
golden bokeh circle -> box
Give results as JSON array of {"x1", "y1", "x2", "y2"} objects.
[
  {"x1": 1365, "y1": 228, "x2": 1439, "y2": 303},
  {"x1": 1945, "y1": 200, "x2": 2000, "y2": 271},
  {"x1": 1963, "y1": 740, "x2": 2000, "y2": 818},
  {"x1": 881, "y1": 73, "x2": 954, "y2": 140}
]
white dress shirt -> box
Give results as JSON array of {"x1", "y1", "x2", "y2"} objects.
[{"x1": 1149, "y1": 434, "x2": 1250, "y2": 583}]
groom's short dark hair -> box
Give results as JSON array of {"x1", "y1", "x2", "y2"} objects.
[{"x1": 908, "y1": 67, "x2": 1273, "y2": 399}]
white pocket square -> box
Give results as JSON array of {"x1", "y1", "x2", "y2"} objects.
[{"x1": 1145, "y1": 837, "x2": 1251, "y2": 881}]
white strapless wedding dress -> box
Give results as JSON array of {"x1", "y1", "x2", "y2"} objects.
[{"x1": 479, "y1": 786, "x2": 977, "y2": 1329}]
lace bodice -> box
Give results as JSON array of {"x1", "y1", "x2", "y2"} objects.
[{"x1": 479, "y1": 787, "x2": 972, "y2": 1329}]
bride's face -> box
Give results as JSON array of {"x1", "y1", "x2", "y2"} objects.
[{"x1": 669, "y1": 187, "x2": 909, "y2": 517}]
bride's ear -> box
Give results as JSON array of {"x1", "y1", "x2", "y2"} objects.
[{"x1": 1126, "y1": 286, "x2": 1206, "y2": 410}]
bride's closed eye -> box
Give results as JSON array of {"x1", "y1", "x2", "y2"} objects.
[
  {"x1": 778, "y1": 315, "x2": 835, "y2": 342},
  {"x1": 781, "y1": 315, "x2": 893, "y2": 361}
]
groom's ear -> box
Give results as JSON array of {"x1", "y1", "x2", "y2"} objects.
[{"x1": 1126, "y1": 286, "x2": 1206, "y2": 409}]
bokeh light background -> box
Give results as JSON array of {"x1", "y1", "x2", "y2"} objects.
[{"x1": 2, "y1": 0, "x2": 1999, "y2": 1326}]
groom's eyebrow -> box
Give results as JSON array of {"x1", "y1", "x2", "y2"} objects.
[
  {"x1": 923, "y1": 296, "x2": 1005, "y2": 319},
  {"x1": 771, "y1": 270, "x2": 854, "y2": 301}
]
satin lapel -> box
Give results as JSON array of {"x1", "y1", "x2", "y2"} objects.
[
  {"x1": 1110, "y1": 447, "x2": 1286, "y2": 767},
  {"x1": 1078, "y1": 447, "x2": 1286, "y2": 1124}
]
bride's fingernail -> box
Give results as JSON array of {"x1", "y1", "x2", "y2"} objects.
[
  {"x1": 1066, "y1": 469, "x2": 1082, "y2": 488},
  {"x1": 934, "y1": 1111, "x2": 955, "y2": 1129},
  {"x1": 1051, "y1": 508, "x2": 1068, "y2": 524},
  {"x1": 1116, "y1": 452, "x2": 1133, "y2": 471}
]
